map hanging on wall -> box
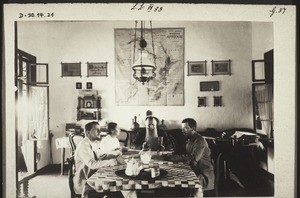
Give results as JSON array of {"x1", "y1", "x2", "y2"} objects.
[{"x1": 115, "y1": 28, "x2": 184, "y2": 106}]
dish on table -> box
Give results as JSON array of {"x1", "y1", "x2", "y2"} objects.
[{"x1": 115, "y1": 168, "x2": 168, "y2": 180}]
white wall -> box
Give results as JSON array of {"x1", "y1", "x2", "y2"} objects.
[
  {"x1": 18, "y1": 21, "x2": 263, "y2": 165},
  {"x1": 252, "y1": 22, "x2": 273, "y2": 60}
]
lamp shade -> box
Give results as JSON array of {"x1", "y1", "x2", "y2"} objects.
[{"x1": 132, "y1": 51, "x2": 155, "y2": 70}]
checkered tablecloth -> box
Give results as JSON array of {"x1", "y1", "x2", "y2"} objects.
[{"x1": 87, "y1": 160, "x2": 201, "y2": 192}]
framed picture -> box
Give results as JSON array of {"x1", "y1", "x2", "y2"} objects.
[
  {"x1": 86, "y1": 82, "x2": 93, "y2": 89},
  {"x1": 200, "y1": 81, "x2": 219, "y2": 91},
  {"x1": 198, "y1": 97, "x2": 207, "y2": 107},
  {"x1": 211, "y1": 60, "x2": 231, "y2": 75},
  {"x1": 87, "y1": 62, "x2": 108, "y2": 77},
  {"x1": 85, "y1": 101, "x2": 93, "y2": 108},
  {"x1": 187, "y1": 61, "x2": 207, "y2": 76},
  {"x1": 252, "y1": 60, "x2": 265, "y2": 82},
  {"x1": 76, "y1": 82, "x2": 82, "y2": 89},
  {"x1": 61, "y1": 62, "x2": 81, "y2": 77},
  {"x1": 213, "y1": 96, "x2": 222, "y2": 107}
]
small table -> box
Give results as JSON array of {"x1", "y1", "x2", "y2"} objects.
[
  {"x1": 55, "y1": 137, "x2": 71, "y2": 175},
  {"x1": 86, "y1": 151, "x2": 202, "y2": 197}
]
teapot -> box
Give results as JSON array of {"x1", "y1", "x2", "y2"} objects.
[{"x1": 125, "y1": 158, "x2": 143, "y2": 176}]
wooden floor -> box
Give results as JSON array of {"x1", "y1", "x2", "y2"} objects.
[{"x1": 19, "y1": 164, "x2": 274, "y2": 197}]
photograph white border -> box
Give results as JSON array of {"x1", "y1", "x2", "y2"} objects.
[{"x1": 3, "y1": 3, "x2": 296, "y2": 198}]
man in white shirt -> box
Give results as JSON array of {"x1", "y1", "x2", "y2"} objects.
[{"x1": 73, "y1": 121, "x2": 124, "y2": 195}]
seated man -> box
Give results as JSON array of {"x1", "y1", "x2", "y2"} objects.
[
  {"x1": 167, "y1": 118, "x2": 215, "y2": 192},
  {"x1": 132, "y1": 111, "x2": 172, "y2": 151},
  {"x1": 73, "y1": 121, "x2": 124, "y2": 195}
]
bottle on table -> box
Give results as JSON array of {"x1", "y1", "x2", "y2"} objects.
[{"x1": 157, "y1": 137, "x2": 165, "y2": 155}]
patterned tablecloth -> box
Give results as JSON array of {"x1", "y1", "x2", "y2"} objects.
[{"x1": 87, "y1": 160, "x2": 201, "y2": 192}]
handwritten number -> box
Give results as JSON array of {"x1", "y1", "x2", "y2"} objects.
[
  {"x1": 270, "y1": 6, "x2": 287, "y2": 17},
  {"x1": 131, "y1": 3, "x2": 138, "y2": 10},
  {"x1": 131, "y1": 3, "x2": 163, "y2": 12},
  {"x1": 47, "y1": 13, "x2": 54, "y2": 17},
  {"x1": 131, "y1": 3, "x2": 145, "y2": 10},
  {"x1": 269, "y1": 6, "x2": 276, "y2": 17},
  {"x1": 18, "y1": 12, "x2": 54, "y2": 18},
  {"x1": 138, "y1": 3, "x2": 145, "y2": 10},
  {"x1": 147, "y1": 4, "x2": 154, "y2": 12},
  {"x1": 278, "y1": 8, "x2": 286, "y2": 14}
]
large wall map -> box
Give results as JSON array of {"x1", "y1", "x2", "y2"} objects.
[{"x1": 115, "y1": 28, "x2": 184, "y2": 106}]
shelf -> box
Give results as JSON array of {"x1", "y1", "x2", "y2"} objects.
[
  {"x1": 78, "y1": 108, "x2": 99, "y2": 110},
  {"x1": 78, "y1": 118, "x2": 98, "y2": 120},
  {"x1": 77, "y1": 89, "x2": 102, "y2": 121}
]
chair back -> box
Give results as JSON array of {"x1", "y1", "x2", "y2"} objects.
[
  {"x1": 69, "y1": 132, "x2": 85, "y2": 155},
  {"x1": 167, "y1": 129, "x2": 186, "y2": 154},
  {"x1": 118, "y1": 130, "x2": 130, "y2": 147},
  {"x1": 66, "y1": 156, "x2": 81, "y2": 198},
  {"x1": 205, "y1": 137, "x2": 219, "y2": 197}
]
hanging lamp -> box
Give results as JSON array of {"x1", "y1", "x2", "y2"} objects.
[{"x1": 132, "y1": 21, "x2": 156, "y2": 85}]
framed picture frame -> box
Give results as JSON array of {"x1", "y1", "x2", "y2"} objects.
[
  {"x1": 86, "y1": 82, "x2": 93, "y2": 89},
  {"x1": 211, "y1": 60, "x2": 231, "y2": 76},
  {"x1": 87, "y1": 62, "x2": 108, "y2": 77},
  {"x1": 213, "y1": 96, "x2": 222, "y2": 107},
  {"x1": 61, "y1": 62, "x2": 81, "y2": 77},
  {"x1": 187, "y1": 61, "x2": 207, "y2": 76},
  {"x1": 76, "y1": 82, "x2": 82, "y2": 89},
  {"x1": 198, "y1": 97, "x2": 207, "y2": 107},
  {"x1": 252, "y1": 60, "x2": 265, "y2": 82},
  {"x1": 200, "y1": 81, "x2": 219, "y2": 91}
]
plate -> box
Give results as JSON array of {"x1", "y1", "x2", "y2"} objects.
[{"x1": 115, "y1": 168, "x2": 168, "y2": 180}]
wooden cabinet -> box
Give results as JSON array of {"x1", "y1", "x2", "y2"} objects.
[{"x1": 77, "y1": 90, "x2": 101, "y2": 121}]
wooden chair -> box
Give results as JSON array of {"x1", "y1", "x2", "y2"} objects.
[
  {"x1": 205, "y1": 138, "x2": 220, "y2": 197},
  {"x1": 67, "y1": 156, "x2": 111, "y2": 198},
  {"x1": 118, "y1": 129, "x2": 130, "y2": 147},
  {"x1": 166, "y1": 129, "x2": 186, "y2": 154},
  {"x1": 69, "y1": 132, "x2": 85, "y2": 155},
  {"x1": 66, "y1": 156, "x2": 81, "y2": 198}
]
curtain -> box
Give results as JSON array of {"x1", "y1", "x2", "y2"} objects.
[
  {"x1": 17, "y1": 82, "x2": 29, "y2": 147},
  {"x1": 255, "y1": 84, "x2": 273, "y2": 137},
  {"x1": 29, "y1": 86, "x2": 48, "y2": 140}
]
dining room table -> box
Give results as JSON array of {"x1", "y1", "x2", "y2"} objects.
[{"x1": 85, "y1": 149, "x2": 203, "y2": 197}]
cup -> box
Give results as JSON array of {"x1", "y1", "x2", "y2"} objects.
[
  {"x1": 122, "y1": 155, "x2": 129, "y2": 163},
  {"x1": 151, "y1": 166, "x2": 160, "y2": 178},
  {"x1": 102, "y1": 180, "x2": 110, "y2": 190},
  {"x1": 140, "y1": 151, "x2": 151, "y2": 164}
]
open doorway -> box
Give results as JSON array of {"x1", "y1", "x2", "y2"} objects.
[{"x1": 15, "y1": 49, "x2": 50, "y2": 196}]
